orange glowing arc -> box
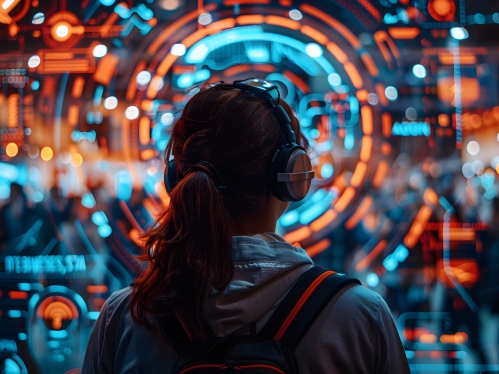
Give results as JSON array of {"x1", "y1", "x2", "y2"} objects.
[{"x1": 43, "y1": 301, "x2": 74, "y2": 330}]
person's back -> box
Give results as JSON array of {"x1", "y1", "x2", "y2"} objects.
[{"x1": 82, "y1": 80, "x2": 410, "y2": 373}]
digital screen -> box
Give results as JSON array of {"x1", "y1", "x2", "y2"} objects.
[{"x1": 1, "y1": 0, "x2": 499, "y2": 373}]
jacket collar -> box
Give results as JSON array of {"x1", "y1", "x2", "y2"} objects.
[{"x1": 203, "y1": 233, "x2": 313, "y2": 336}]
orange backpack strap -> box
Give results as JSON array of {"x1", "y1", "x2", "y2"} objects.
[{"x1": 258, "y1": 266, "x2": 361, "y2": 350}]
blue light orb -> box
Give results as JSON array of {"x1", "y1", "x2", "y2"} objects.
[
  {"x1": 98, "y1": 224, "x2": 112, "y2": 238},
  {"x1": 328, "y1": 73, "x2": 341, "y2": 87},
  {"x1": 92, "y1": 211, "x2": 109, "y2": 226},
  {"x1": 385, "y1": 86, "x2": 398, "y2": 101},
  {"x1": 412, "y1": 64, "x2": 426, "y2": 78},
  {"x1": 321, "y1": 163, "x2": 334, "y2": 179},
  {"x1": 81, "y1": 192, "x2": 96, "y2": 209},
  {"x1": 450, "y1": 27, "x2": 469, "y2": 40},
  {"x1": 366, "y1": 273, "x2": 379, "y2": 287}
]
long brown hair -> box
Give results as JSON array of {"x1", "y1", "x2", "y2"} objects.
[{"x1": 131, "y1": 82, "x2": 309, "y2": 340}]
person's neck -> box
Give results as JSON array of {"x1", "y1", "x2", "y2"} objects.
[{"x1": 232, "y1": 214, "x2": 277, "y2": 236}]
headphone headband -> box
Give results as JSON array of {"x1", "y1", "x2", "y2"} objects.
[
  {"x1": 164, "y1": 78, "x2": 314, "y2": 202},
  {"x1": 233, "y1": 78, "x2": 296, "y2": 144}
]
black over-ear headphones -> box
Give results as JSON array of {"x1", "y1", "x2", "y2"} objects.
[{"x1": 164, "y1": 78, "x2": 314, "y2": 202}]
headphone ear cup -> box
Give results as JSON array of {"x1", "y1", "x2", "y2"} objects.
[
  {"x1": 164, "y1": 159, "x2": 178, "y2": 194},
  {"x1": 269, "y1": 144, "x2": 313, "y2": 202}
]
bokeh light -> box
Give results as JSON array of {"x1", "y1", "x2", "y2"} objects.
[
  {"x1": 56, "y1": 24, "x2": 69, "y2": 38},
  {"x1": 28, "y1": 145, "x2": 39, "y2": 159},
  {"x1": 71, "y1": 153, "x2": 83, "y2": 167},
  {"x1": 92, "y1": 44, "x2": 107, "y2": 58},
  {"x1": 32, "y1": 12, "x2": 45, "y2": 24},
  {"x1": 125, "y1": 106, "x2": 139, "y2": 120},
  {"x1": 466, "y1": 141, "x2": 480, "y2": 155},
  {"x1": 6, "y1": 143, "x2": 18, "y2": 157},
  {"x1": 171, "y1": 43, "x2": 186, "y2": 56},
  {"x1": 104, "y1": 96, "x2": 118, "y2": 110},
  {"x1": 450, "y1": 27, "x2": 469, "y2": 40},
  {"x1": 40, "y1": 147, "x2": 53, "y2": 161},
  {"x1": 60, "y1": 152, "x2": 72, "y2": 164},
  {"x1": 136, "y1": 71, "x2": 152, "y2": 85},
  {"x1": 385, "y1": 86, "x2": 398, "y2": 101},
  {"x1": 198, "y1": 13, "x2": 212, "y2": 25},
  {"x1": 289, "y1": 9, "x2": 303, "y2": 20},
  {"x1": 28, "y1": 55, "x2": 40, "y2": 68},
  {"x1": 412, "y1": 64, "x2": 426, "y2": 78},
  {"x1": 305, "y1": 43, "x2": 322, "y2": 58}
]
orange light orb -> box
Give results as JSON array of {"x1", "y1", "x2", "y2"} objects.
[
  {"x1": 71, "y1": 153, "x2": 83, "y2": 167},
  {"x1": 428, "y1": 0, "x2": 456, "y2": 21},
  {"x1": 51, "y1": 21, "x2": 72, "y2": 42},
  {"x1": 6, "y1": 143, "x2": 18, "y2": 157},
  {"x1": 41, "y1": 147, "x2": 53, "y2": 161},
  {"x1": 438, "y1": 113, "x2": 449, "y2": 127},
  {"x1": 433, "y1": 0, "x2": 451, "y2": 15}
]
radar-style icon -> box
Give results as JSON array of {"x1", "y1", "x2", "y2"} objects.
[
  {"x1": 27, "y1": 286, "x2": 88, "y2": 373},
  {"x1": 0, "y1": 340, "x2": 28, "y2": 374},
  {"x1": 43, "y1": 300, "x2": 75, "y2": 330}
]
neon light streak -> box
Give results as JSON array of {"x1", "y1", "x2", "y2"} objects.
[
  {"x1": 2, "y1": 0, "x2": 15, "y2": 10},
  {"x1": 443, "y1": 212, "x2": 478, "y2": 313},
  {"x1": 55, "y1": 73, "x2": 69, "y2": 167},
  {"x1": 453, "y1": 38, "x2": 463, "y2": 149}
]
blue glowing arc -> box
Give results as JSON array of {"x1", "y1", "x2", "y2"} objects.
[{"x1": 184, "y1": 26, "x2": 334, "y2": 75}]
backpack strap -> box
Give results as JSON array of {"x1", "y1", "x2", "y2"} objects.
[
  {"x1": 158, "y1": 312, "x2": 217, "y2": 352},
  {"x1": 258, "y1": 266, "x2": 361, "y2": 350},
  {"x1": 158, "y1": 312, "x2": 192, "y2": 351}
]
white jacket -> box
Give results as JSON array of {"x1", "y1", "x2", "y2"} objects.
[{"x1": 82, "y1": 233, "x2": 410, "y2": 373}]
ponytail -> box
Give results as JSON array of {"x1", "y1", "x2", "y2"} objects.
[{"x1": 131, "y1": 166, "x2": 235, "y2": 340}]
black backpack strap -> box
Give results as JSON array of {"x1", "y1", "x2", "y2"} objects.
[
  {"x1": 158, "y1": 312, "x2": 192, "y2": 352},
  {"x1": 258, "y1": 266, "x2": 361, "y2": 350},
  {"x1": 158, "y1": 312, "x2": 217, "y2": 352}
]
